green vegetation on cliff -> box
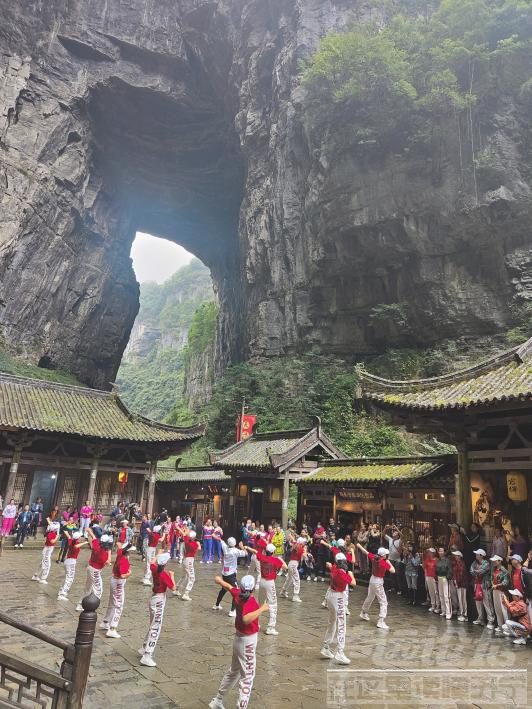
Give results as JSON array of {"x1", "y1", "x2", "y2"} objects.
[{"x1": 0, "y1": 349, "x2": 81, "y2": 385}]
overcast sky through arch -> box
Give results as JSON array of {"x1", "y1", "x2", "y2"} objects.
[{"x1": 130, "y1": 232, "x2": 194, "y2": 283}]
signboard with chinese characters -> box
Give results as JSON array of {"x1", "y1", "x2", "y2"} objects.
[{"x1": 337, "y1": 489, "x2": 378, "y2": 502}]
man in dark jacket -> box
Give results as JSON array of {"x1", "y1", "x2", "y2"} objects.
[{"x1": 14, "y1": 505, "x2": 33, "y2": 547}]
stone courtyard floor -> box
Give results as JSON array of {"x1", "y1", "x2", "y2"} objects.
[{"x1": 1, "y1": 548, "x2": 532, "y2": 708}]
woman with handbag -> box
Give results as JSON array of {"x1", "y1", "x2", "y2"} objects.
[{"x1": 470, "y1": 549, "x2": 495, "y2": 629}]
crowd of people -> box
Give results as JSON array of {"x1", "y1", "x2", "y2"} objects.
[{"x1": 3, "y1": 496, "x2": 532, "y2": 708}]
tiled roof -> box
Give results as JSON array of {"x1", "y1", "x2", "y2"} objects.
[
  {"x1": 0, "y1": 372, "x2": 205, "y2": 443},
  {"x1": 209, "y1": 427, "x2": 344, "y2": 471},
  {"x1": 359, "y1": 336, "x2": 532, "y2": 412},
  {"x1": 298, "y1": 456, "x2": 454, "y2": 485},
  {"x1": 156, "y1": 467, "x2": 228, "y2": 483}
]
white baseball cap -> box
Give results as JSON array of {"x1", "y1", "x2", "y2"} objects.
[
  {"x1": 377, "y1": 547, "x2": 389, "y2": 556},
  {"x1": 427, "y1": 547, "x2": 436, "y2": 553},
  {"x1": 473, "y1": 549, "x2": 486, "y2": 556},
  {"x1": 337, "y1": 539, "x2": 346, "y2": 547},
  {"x1": 297, "y1": 537, "x2": 306, "y2": 544},
  {"x1": 509, "y1": 588, "x2": 523, "y2": 598},
  {"x1": 240, "y1": 575, "x2": 255, "y2": 591},
  {"x1": 100, "y1": 534, "x2": 112, "y2": 543},
  {"x1": 188, "y1": 530, "x2": 197, "y2": 539},
  {"x1": 156, "y1": 552, "x2": 170, "y2": 565},
  {"x1": 451, "y1": 550, "x2": 463, "y2": 557},
  {"x1": 48, "y1": 522, "x2": 60, "y2": 531},
  {"x1": 72, "y1": 531, "x2": 82, "y2": 540},
  {"x1": 510, "y1": 554, "x2": 523, "y2": 562},
  {"x1": 335, "y1": 553, "x2": 346, "y2": 562},
  {"x1": 266, "y1": 543, "x2": 275, "y2": 554},
  {"x1": 227, "y1": 537, "x2": 236, "y2": 547},
  {"x1": 489, "y1": 555, "x2": 503, "y2": 562},
  {"x1": 153, "y1": 525, "x2": 162, "y2": 533}
]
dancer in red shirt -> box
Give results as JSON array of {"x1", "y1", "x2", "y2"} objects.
[
  {"x1": 357, "y1": 544, "x2": 395, "y2": 629},
  {"x1": 101, "y1": 542, "x2": 135, "y2": 638},
  {"x1": 280, "y1": 537, "x2": 307, "y2": 602},
  {"x1": 75, "y1": 529, "x2": 112, "y2": 611},
  {"x1": 139, "y1": 552, "x2": 176, "y2": 667},
  {"x1": 247, "y1": 542, "x2": 287, "y2": 635},
  {"x1": 423, "y1": 547, "x2": 440, "y2": 614},
  {"x1": 320, "y1": 554, "x2": 356, "y2": 664},
  {"x1": 143, "y1": 525, "x2": 165, "y2": 585},
  {"x1": 174, "y1": 530, "x2": 201, "y2": 601},
  {"x1": 32, "y1": 520, "x2": 60, "y2": 584},
  {"x1": 209, "y1": 575, "x2": 269, "y2": 709},
  {"x1": 57, "y1": 530, "x2": 87, "y2": 600}
]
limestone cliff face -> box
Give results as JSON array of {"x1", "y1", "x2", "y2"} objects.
[{"x1": 0, "y1": 1, "x2": 530, "y2": 388}]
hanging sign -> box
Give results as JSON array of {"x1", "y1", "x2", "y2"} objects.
[
  {"x1": 236, "y1": 414, "x2": 257, "y2": 442},
  {"x1": 507, "y1": 472, "x2": 527, "y2": 502}
]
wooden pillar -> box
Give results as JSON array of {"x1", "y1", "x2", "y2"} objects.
[
  {"x1": 66, "y1": 592, "x2": 100, "y2": 708},
  {"x1": 332, "y1": 488, "x2": 337, "y2": 521},
  {"x1": 3, "y1": 445, "x2": 23, "y2": 502},
  {"x1": 147, "y1": 463, "x2": 157, "y2": 516},
  {"x1": 228, "y1": 477, "x2": 237, "y2": 534},
  {"x1": 456, "y1": 443, "x2": 472, "y2": 529},
  {"x1": 281, "y1": 470, "x2": 290, "y2": 529},
  {"x1": 86, "y1": 457, "x2": 99, "y2": 507}
]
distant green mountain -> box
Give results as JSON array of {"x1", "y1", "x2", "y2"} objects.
[{"x1": 116, "y1": 259, "x2": 213, "y2": 421}]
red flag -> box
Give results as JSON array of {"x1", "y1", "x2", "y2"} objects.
[{"x1": 236, "y1": 414, "x2": 257, "y2": 442}]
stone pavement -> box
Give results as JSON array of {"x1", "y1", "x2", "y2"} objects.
[{"x1": 1, "y1": 548, "x2": 532, "y2": 708}]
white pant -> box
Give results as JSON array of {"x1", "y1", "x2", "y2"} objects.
[
  {"x1": 475, "y1": 588, "x2": 495, "y2": 624},
  {"x1": 104, "y1": 577, "x2": 126, "y2": 629},
  {"x1": 216, "y1": 632, "x2": 257, "y2": 709},
  {"x1": 144, "y1": 547, "x2": 156, "y2": 582},
  {"x1": 425, "y1": 577, "x2": 440, "y2": 611},
  {"x1": 361, "y1": 580, "x2": 387, "y2": 619},
  {"x1": 259, "y1": 578, "x2": 278, "y2": 629},
  {"x1": 492, "y1": 589, "x2": 508, "y2": 628},
  {"x1": 35, "y1": 546, "x2": 53, "y2": 581},
  {"x1": 59, "y1": 558, "x2": 77, "y2": 596},
  {"x1": 251, "y1": 554, "x2": 261, "y2": 584},
  {"x1": 324, "y1": 591, "x2": 347, "y2": 652},
  {"x1": 80, "y1": 517, "x2": 90, "y2": 535},
  {"x1": 143, "y1": 593, "x2": 166, "y2": 656},
  {"x1": 177, "y1": 557, "x2": 195, "y2": 593},
  {"x1": 453, "y1": 583, "x2": 467, "y2": 617},
  {"x1": 281, "y1": 560, "x2": 300, "y2": 597},
  {"x1": 437, "y1": 577, "x2": 452, "y2": 618},
  {"x1": 81, "y1": 565, "x2": 103, "y2": 603}
]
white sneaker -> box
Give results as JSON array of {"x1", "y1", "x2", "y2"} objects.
[
  {"x1": 106, "y1": 629, "x2": 120, "y2": 638},
  {"x1": 228, "y1": 609, "x2": 236, "y2": 617},
  {"x1": 320, "y1": 646, "x2": 334, "y2": 659},
  {"x1": 313, "y1": 577, "x2": 317, "y2": 582},
  {"x1": 142, "y1": 579, "x2": 151, "y2": 586},
  {"x1": 14, "y1": 544, "x2": 18, "y2": 548},
  {"x1": 31, "y1": 575, "x2": 39, "y2": 581},
  {"x1": 377, "y1": 619, "x2": 389, "y2": 630},
  {"x1": 38, "y1": 579, "x2": 48, "y2": 585},
  {"x1": 321, "y1": 600, "x2": 327, "y2": 608},
  {"x1": 319, "y1": 577, "x2": 325, "y2": 582},
  {"x1": 292, "y1": 595, "x2": 302, "y2": 603},
  {"x1": 75, "y1": 604, "x2": 83, "y2": 611},
  {"x1": 265, "y1": 627, "x2": 278, "y2": 635},
  {"x1": 472, "y1": 619, "x2": 483, "y2": 625},
  {"x1": 57, "y1": 594, "x2": 68, "y2": 601},
  {"x1": 486, "y1": 623, "x2": 495, "y2": 630},
  {"x1": 457, "y1": 615, "x2": 466, "y2": 622},
  {"x1": 140, "y1": 654, "x2": 156, "y2": 667},
  {"x1": 280, "y1": 590, "x2": 288, "y2": 598},
  {"x1": 494, "y1": 626, "x2": 503, "y2": 633},
  {"x1": 181, "y1": 593, "x2": 191, "y2": 601},
  {"x1": 445, "y1": 615, "x2": 452, "y2": 620},
  {"x1": 138, "y1": 647, "x2": 145, "y2": 656},
  {"x1": 172, "y1": 590, "x2": 181, "y2": 596},
  {"x1": 99, "y1": 622, "x2": 110, "y2": 630},
  {"x1": 212, "y1": 604, "x2": 222, "y2": 610},
  {"x1": 428, "y1": 607, "x2": 434, "y2": 612},
  {"x1": 513, "y1": 637, "x2": 527, "y2": 645},
  {"x1": 306, "y1": 577, "x2": 311, "y2": 582},
  {"x1": 359, "y1": 612, "x2": 370, "y2": 621},
  {"x1": 345, "y1": 608, "x2": 350, "y2": 615},
  {"x1": 208, "y1": 698, "x2": 225, "y2": 709},
  {"x1": 334, "y1": 651, "x2": 351, "y2": 665},
  {"x1": 19, "y1": 544, "x2": 23, "y2": 548}
]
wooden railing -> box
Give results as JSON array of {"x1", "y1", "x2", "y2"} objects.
[{"x1": 0, "y1": 593, "x2": 100, "y2": 708}]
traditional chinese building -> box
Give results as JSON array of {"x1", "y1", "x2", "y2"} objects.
[
  {"x1": 359, "y1": 336, "x2": 532, "y2": 539},
  {"x1": 0, "y1": 372, "x2": 204, "y2": 516},
  {"x1": 209, "y1": 425, "x2": 344, "y2": 529},
  {"x1": 297, "y1": 455, "x2": 456, "y2": 544},
  {"x1": 155, "y1": 466, "x2": 230, "y2": 525}
]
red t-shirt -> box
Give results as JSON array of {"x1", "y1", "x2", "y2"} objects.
[
  {"x1": 148, "y1": 532, "x2": 161, "y2": 548},
  {"x1": 66, "y1": 538, "x2": 82, "y2": 560},
  {"x1": 150, "y1": 564, "x2": 173, "y2": 594},
  {"x1": 230, "y1": 588, "x2": 260, "y2": 635},
  {"x1": 290, "y1": 543, "x2": 305, "y2": 562},
  {"x1": 256, "y1": 537, "x2": 267, "y2": 552},
  {"x1": 184, "y1": 538, "x2": 199, "y2": 557},
  {"x1": 257, "y1": 551, "x2": 284, "y2": 580},
  {"x1": 512, "y1": 567, "x2": 524, "y2": 594},
  {"x1": 89, "y1": 539, "x2": 110, "y2": 570},
  {"x1": 118, "y1": 528, "x2": 127, "y2": 543},
  {"x1": 113, "y1": 550, "x2": 130, "y2": 578},
  {"x1": 368, "y1": 553, "x2": 390, "y2": 578},
  {"x1": 330, "y1": 566, "x2": 352, "y2": 592},
  {"x1": 423, "y1": 557, "x2": 437, "y2": 578},
  {"x1": 45, "y1": 532, "x2": 58, "y2": 547}
]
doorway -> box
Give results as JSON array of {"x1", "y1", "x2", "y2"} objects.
[
  {"x1": 251, "y1": 490, "x2": 264, "y2": 522},
  {"x1": 29, "y1": 471, "x2": 58, "y2": 517}
]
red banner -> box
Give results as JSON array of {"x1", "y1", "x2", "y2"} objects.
[{"x1": 236, "y1": 414, "x2": 257, "y2": 442}]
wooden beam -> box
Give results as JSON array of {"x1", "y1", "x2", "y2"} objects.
[{"x1": 457, "y1": 444, "x2": 472, "y2": 528}]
